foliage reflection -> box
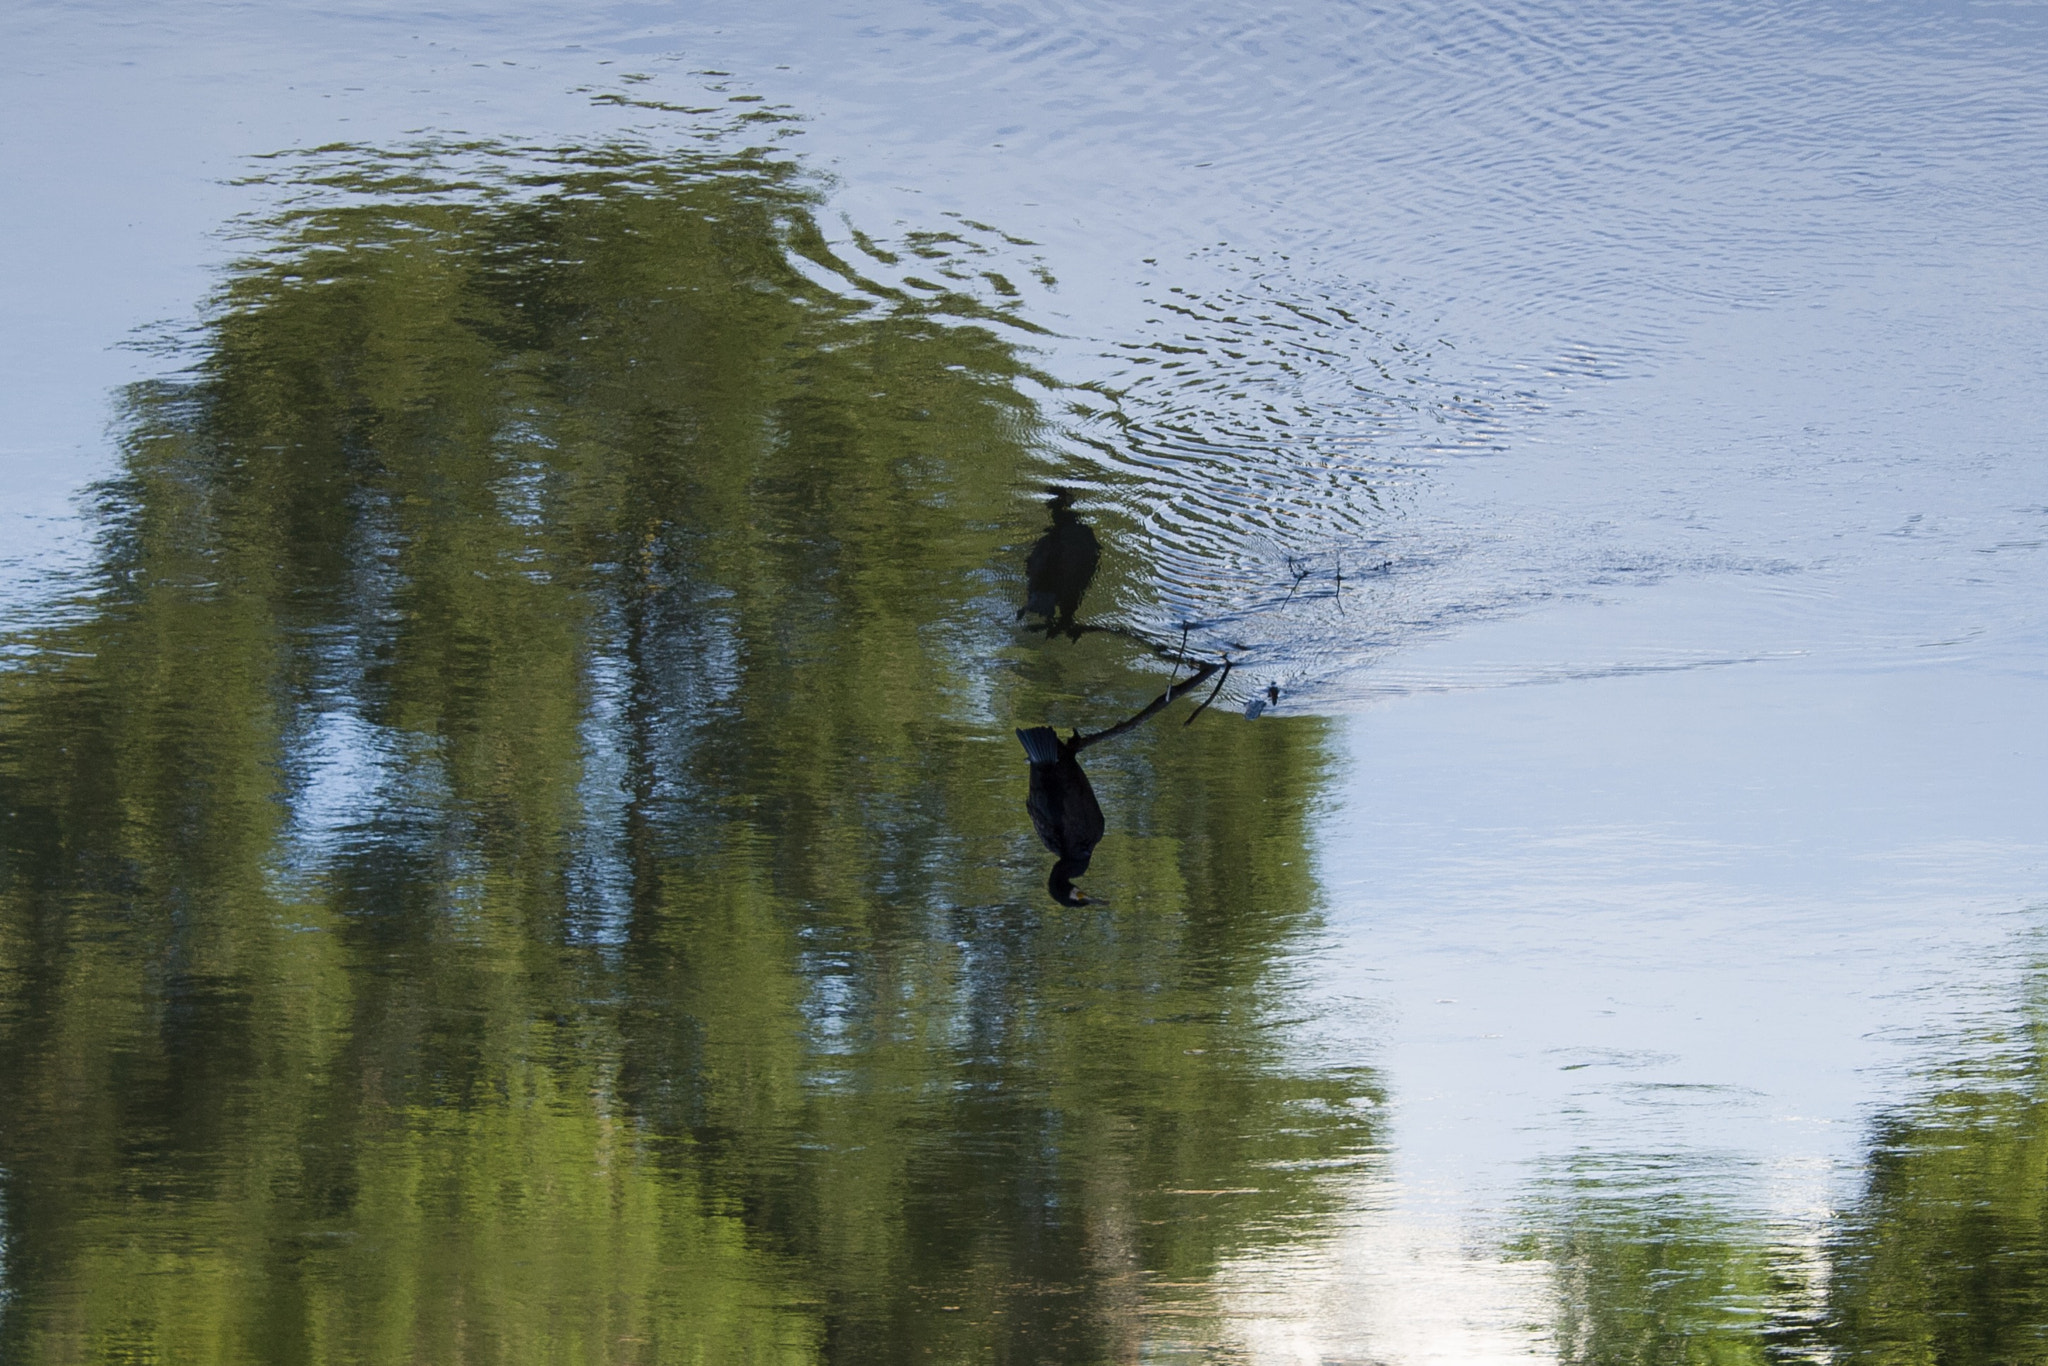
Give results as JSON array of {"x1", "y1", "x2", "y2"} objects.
[
  {"x1": 1518, "y1": 960, "x2": 2048, "y2": 1363},
  {"x1": 0, "y1": 140, "x2": 1375, "y2": 1364},
  {"x1": 1814, "y1": 965, "x2": 2048, "y2": 1364}
]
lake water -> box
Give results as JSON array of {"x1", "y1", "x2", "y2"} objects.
[{"x1": 3, "y1": 0, "x2": 2046, "y2": 1360}]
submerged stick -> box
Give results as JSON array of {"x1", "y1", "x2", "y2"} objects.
[
  {"x1": 1071, "y1": 660, "x2": 1221, "y2": 753},
  {"x1": 1166, "y1": 622, "x2": 1190, "y2": 686},
  {"x1": 1183, "y1": 658, "x2": 1233, "y2": 726}
]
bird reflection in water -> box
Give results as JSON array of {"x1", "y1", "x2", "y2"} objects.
[
  {"x1": 1017, "y1": 486, "x2": 1102, "y2": 639},
  {"x1": 1016, "y1": 658, "x2": 1225, "y2": 906}
]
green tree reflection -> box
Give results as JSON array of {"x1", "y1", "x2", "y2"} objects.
[
  {"x1": 1816, "y1": 964, "x2": 2048, "y2": 1364},
  {"x1": 1517, "y1": 1168, "x2": 1793, "y2": 1365},
  {"x1": 0, "y1": 139, "x2": 1375, "y2": 1364},
  {"x1": 1516, "y1": 960, "x2": 2048, "y2": 1364}
]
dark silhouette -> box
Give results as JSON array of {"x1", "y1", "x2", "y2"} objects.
[
  {"x1": 1015, "y1": 726, "x2": 1104, "y2": 906},
  {"x1": 1018, "y1": 488, "x2": 1101, "y2": 639},
  {"x1": 1016, "y1": 660, "x2": 1223, "y2": 905}
]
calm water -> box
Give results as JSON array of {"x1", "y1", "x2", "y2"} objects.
[{"x1": 3, "y1": 0, "x2": 2047, "y2": 1361}]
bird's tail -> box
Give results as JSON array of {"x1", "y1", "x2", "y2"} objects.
[{"x1": 1015, "y1": 726, "x2": 1063, "y2": 765}]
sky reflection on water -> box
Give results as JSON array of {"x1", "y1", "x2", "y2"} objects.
[{"x1": 3, "y1": 0, "x2": 2047, "y2": 1360}]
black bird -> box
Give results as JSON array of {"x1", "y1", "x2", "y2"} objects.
[
  {"x1": 1015, "y1": 726, "x2": 1105, "y2": 906},
  {"x1": 1013, "y1": 658, "x2": 1223, "y2": 906},
  {"x1": 1018, "y1": 487, "x2": 1101, "y2": 639}
]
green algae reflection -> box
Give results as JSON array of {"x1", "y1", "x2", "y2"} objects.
[{"x1": 0, "y1": 141, "x2": 1376, "y2": 1364}]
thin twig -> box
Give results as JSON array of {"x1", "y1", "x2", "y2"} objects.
[
  {"x1": 1183, "y1": 658, "x2": 1234, "y2": 727},
  {"x1": 1071, "y1": 660, "x2": 1220, "y2": 753},
  {"x1": 1283, "y1": 554, "x2": 1311, "y2": 603}
]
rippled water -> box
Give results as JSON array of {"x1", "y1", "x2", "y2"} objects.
[{"x1": 3, "y1": 0, "x2": 2046, "y2": 1361}]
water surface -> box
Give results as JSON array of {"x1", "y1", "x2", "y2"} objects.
[{"x1": 3, "y1": 0, "x2": 2046, "y2": 1361}]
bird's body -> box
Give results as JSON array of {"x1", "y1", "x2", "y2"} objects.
[
  {"x1": 1020, "y1": 491, "x2": 1101, "y2": 638},
  {"x1": 1016, "y1": 726, "x2": 1105, "y2": 905}
]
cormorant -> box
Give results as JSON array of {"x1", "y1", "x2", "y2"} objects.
[
  {"x1": 1015, "y1": 726, "x2": 1105, "y2": 906},
  {"x1": 1019, "y1": 487, "x2": 1101, "y2": 639},
  {"x1": 1013, "y1": 658, "x2": 1224, "y2": 906}
]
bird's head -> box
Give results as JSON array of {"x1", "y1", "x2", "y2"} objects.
[{"x1": 1048, "y1": 857, "x2": 1092, "y2": 906}]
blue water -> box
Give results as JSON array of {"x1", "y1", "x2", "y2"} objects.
[{"x1": 5, "y1": 0, "x2": 2046, "y2": 1357}]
